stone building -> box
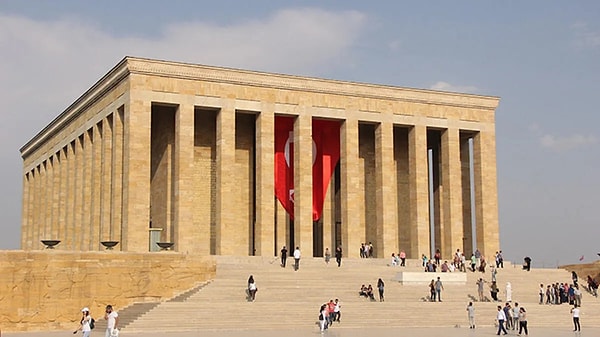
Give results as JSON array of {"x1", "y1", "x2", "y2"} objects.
[{"x1": 20, "y1": 57, "x2": 500, "y2": 259}]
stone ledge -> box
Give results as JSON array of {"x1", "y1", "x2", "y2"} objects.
[{"x1": 394, "y1": 272, "x2": 467, "y2": 285}]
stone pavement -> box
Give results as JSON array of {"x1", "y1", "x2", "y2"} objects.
[{"x1": 3, "y1": 327, "x2": 598, "y2": 337}]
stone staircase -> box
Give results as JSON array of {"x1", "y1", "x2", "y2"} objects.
[{"x1": 122, "y1": 256, "x2": 600, "y2": 332}]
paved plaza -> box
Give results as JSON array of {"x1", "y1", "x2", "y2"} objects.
[{"x1": 4, "y1": 327, "x2": 598, "y2": 337}]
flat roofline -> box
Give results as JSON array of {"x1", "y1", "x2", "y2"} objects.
[{"x1": 20, "y1": 56, "x2": 500, "y2": 158}]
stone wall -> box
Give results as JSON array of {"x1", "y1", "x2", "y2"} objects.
[{"x1": 0, "y1": 250, "x2": 215, "y2": 332}]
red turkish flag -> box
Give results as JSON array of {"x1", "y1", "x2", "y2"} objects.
[{"x1": 274, "y1": 116, "x2": 340, "y2": 221}]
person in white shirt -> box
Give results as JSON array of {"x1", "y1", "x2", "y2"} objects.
[
  {"x1": 104, "y1": 305, "x2": 119, "y2": 337},
  {"x1": 293, "y1": 246, "x2": 301, "y2": 271},
  {"x1": 73, "y1": 307, "x2": 93, "y2": 337},
  {"x1": 496, "y1": 305, "x2": 507, "y2": 335},
  {"x1": 466, "y1": 302, "x2": 475, "y2": 329},
  {"x1": 571, "y1": 304, "x2": 581, "y2": 331}
]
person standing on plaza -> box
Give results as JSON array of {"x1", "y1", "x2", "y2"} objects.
[
  {"x1": 247, "y1": 275, "x2": 257, "y2": 301},
  {"x1": 466, "y1": 302, "x2": 475, "y2": 329},
  {"x1": 399, "y1": 250, "x2": 406, "y2": 267},
  {"x1": 333, "y1": 298, "x2": 341, "y2": 322},
  {"x1": 435, "y1": 277, "x2": 444, "y2": 302},
  {"x1": 73, "y1": 307, "x2": 93, "y2": 337},
  {"x1": 512, "y1": 302, "x2": 520, "y2": 331},
  {"x1": 280, "y1": 245, "x2": 288, "y2": 268},
  {"x1": 496, "y1": 305, "x2": 508, "y2": 335},
  {"x1": 377, "y1": 278, "x2": 385, "y2": 302},
  {"x1": 518, "y1": 307, "x2": 528, "y2": 335},
  {"x1": 476, "y1": 278, "x2": 485, "y2": 302},
  {"x1": 429, "y1": 279, "x2": 436, "y2": 302},
  {"x1": 571, "y1": 304, "x2": 581, "y2": 331},
  {"x1": 539, "y1": 283, "x2": 545, "y2": 304},
  {"x1": 104, "y1": 305, "x2": 119, "y2": 337},
  {"x1": 293, "y1": 246, "x2": 301, "y2": 271},
  {"x1": 324, "y1": 248, "x2": 331, "y2": 265},
  {"x1": 335, "y1": 246, "x2": 343, "y2": 267}
]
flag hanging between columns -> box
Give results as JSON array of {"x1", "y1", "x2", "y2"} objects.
[{"x1": 274, "y1": 116, "x2": 340, "y2": 221}]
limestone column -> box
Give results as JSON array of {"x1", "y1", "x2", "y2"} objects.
[
  {"x1": 122, "y1": 100, "x2": 150, "y2": 252},
  {"x1": 81, "y1": 130, "x2": 93, "y2": 250},
  {"x1": 375, "y1": 121, "x2": 398, "y2": 258},
  {"x1": 173, "y1": 102, "x2": 196, "y2": 253},
  {"x1": 293, "y1": 111, "x2": 313, "y2": 257},
  {"x1": 21, "y1": 172, "x2": 30, "y2": 249},
  {"x1": 112, "y1": 109, "x2": 124, "y2": 248},
  {"x1": 90, "y1": 123, "x2": 102, "y2": 250},
  {"x1": 66, "y1": 142, "x2": 75, "y2": 250},
  {"x1": 40, "y1": 160, "x2": 47, "y2": 242},
  {"x1": 472, "y1": 130, "x2": 500, "y2": 258},
  {"x1": 215, "y1": 102, "x2": 237, "y2": 255},
  {"x1": 58, "y1": 144, "x2": 70, "y2": 247},
  {"x1": 73, "y1": 136, "x2": 84, "y2": 250},
  {"x1": 100, "y1": 117, "x2": 113, "y2": 244},
  {"x1": 33, "y1": 166, "x2": 41, "y2": 248},
  {"x1": 51, "y1": 154, "x2": 60, "y2": 241},
  {"x1": 408, "y1": 125, "x2": 430, "y2": 258},
  {"x1": 45, "y1": 158, "x2": 54, "y2": 240},
  {"x1": 255, "y1": 103, "x2": 275, "y2": 256},
  {"x1": 441, "y1": 128, "x2": 464, "y2": 258},
  {"x1": 340, "y1": 117, "x2": 361, "y2": 257}
]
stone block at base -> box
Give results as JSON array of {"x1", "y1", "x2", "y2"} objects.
[{"x1": 394, "y1": 272, "x2": 467, "y2": 285}]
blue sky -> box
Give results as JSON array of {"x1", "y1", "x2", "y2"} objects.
[{"x1": 1, "y1": 1, "x2": 598, "y2": 266}]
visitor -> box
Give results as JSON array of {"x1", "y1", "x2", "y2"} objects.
[
  {"x1": 399, "y1": 250, "x2": 406, "y2": 266},
  {"x1": 247, "y1": 275, "x2": 257, "y2": 301},
  {"x1": 434, "y1": 249, "x2": 441, "y2": 265},
  {"x1": 435, "y1": 277, "x2": 444, "y2": 302},
  {"x1": 366, "y1": 284, "x2": 375, "y2": 301},
  {"x1": 523, "y1": 256, "x2": 531, "y2": 271},
  {"x1": 324, "y1": 248, "x2": 331, "y2": 265},
  {"x1": 326, "y1": 300, "x2": 335, "y2": 327},
  {"x1": 571, "y1": 304, "x2": 581, "y2": 331},
  {"x1": 280, "y1": 245, "x2": 288, "y2": 268},
  {"x1": 496, "y1": 250, "x2": 504, "y2": 268},
  {"x1": 293, "y1": 246, "x2": 301, "y2": 271},
  {"x1": 490, "y1": 281, "x2": 499, "y2": 302},
  {"x1": 470, "y1": 253, "x2": 477, "y2": 272},
  {"x1": 466, "y1": 302, "x2": 475, "y2": 329},
  {"x1": 377, "y1": 278, "x2": 385, "y2": 302},
  {"x1": 333, "y1": 299, "x2": 341, "y2": 322},
  {"x1": 539, "y1": 284, "x2": 544, "y2": 305},
  {"x1": 512, "y1": 302, "x2": 520, "y2": 331},
  {"x1": 441, "y1": 261, "x2": 449, "y2": 272},
  {"x1": 359, "y1": 284, "x2": 368, "y2": 297},
  {"x1": 429, "y1": 279, "x2": 436, "y2": 302},
  {"x1": 496, "y1": 305, "x2": 508, "y2": 335},
  {"x1": 474, "y1": 248, "x2": 481, "y2": 269},
  {"x1": 422, "y1": 254, "x2": 428, "y2": 267},
  {"x1": 360, "y1": 243, "x2": 365, "y2": 258},
  {"x1": 572, "y1": 271, "x2": 579, "y2": 287},
  {"x1": 103, "y1": 305, "x2": 119, "y2": 337},
  {"x1": 491, "y1": 266, "x2": 497, "y2": 283},
  {"x1": 476, "y1": 278, "x2": 485, "y2": 302},
  {"x1": 479, "y1": 256, "x2": 487, "y2": 273},
  {"x1": 368, "y1": 242, "x2": 374, "y2": 258},
  {"x1": 335, "y1": 246, "x2": 343, "y2": 267},
  {"x1": 503, "y1": 303, "x2": 512, "y2": 330},
  {"x1": 318, "y1": 304, "x2": 327, "y2": 332},
  {"x1": 73, "y1": 307, "x2": 93, "y2": 337},
  {"x1": 391, "y1": 253, "x2": 398, "y2": 266},
  {"x1": 518, "y1": 307, "x2": 528, "y2": 335}
]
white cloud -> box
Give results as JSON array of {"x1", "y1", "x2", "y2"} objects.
[
  {"x1": 539, "y1": 134, "x2": 598, "y2": 152},
  {"x1": 429, "y1": 81, "x2": 478, "y2": 93},
  {"x1": 571, "y1": 21, "x2": 600, "y2": 49}
]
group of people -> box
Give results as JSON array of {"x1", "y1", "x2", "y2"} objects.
[
  {"x1": 323, "y1": 246, "x2": 343, "y2": 267},
  {"x1": 390, "y1": 250, "x2": 407, "y2": 266},
  {"x1": 73, "y1": 305, "x2": 119, "y2": 337},
  {"x1": 358, "y1": 279, "x2": 385, "y2": 302},
  {"x1": 495, "y1": 302, "x2": 528, "y2": 335},
  {"x1": 279, "y1": 246, "x2": 302, "y2": 271},
  {"x1": 421, "y1": 249, "x2": 471, "y2": 273},
  {"x1": 359, "y1": 242, "x2": 374, "y2": 258},
  {"x1": 317, "y1": 299, "x2": 341, "y2": 332},
  {"x1": 428, "y1": 277, "x2": 444, "y2": 302},
  {"x1": 540, "y1": 282, "x2": 582, "y2": 307}
]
